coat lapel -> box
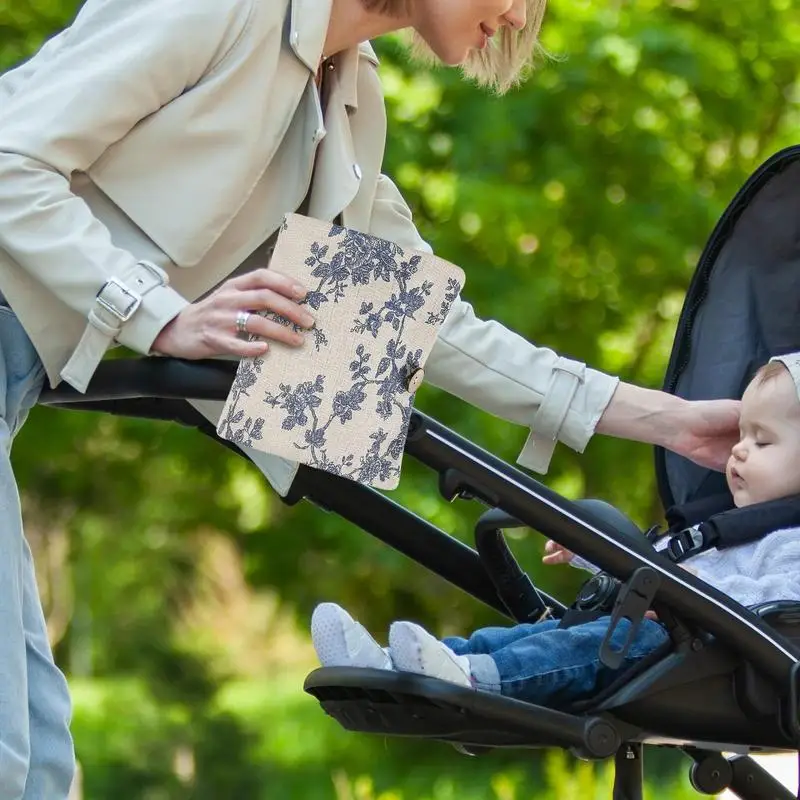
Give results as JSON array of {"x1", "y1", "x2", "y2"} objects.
[
  {"x1": 307, "y1": 43, "x2": 383, "y2": 224},
  {"x1": 289, "y1": 0, "x2": 332, "y2": 70},
  {"x1": 342, "y1": 45, "x2": 387, "y2": 231},
  {"x1": 307, "y1": 66, "x2": 359, "y2": 221}
]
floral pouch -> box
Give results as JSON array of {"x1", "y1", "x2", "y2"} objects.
[{"x1": 217, "y1": 214, "x2": 465, "y2": 489}]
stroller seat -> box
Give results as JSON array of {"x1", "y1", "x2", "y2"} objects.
[
  {"x1": 38, "y1": 146, "x2": 800, "y2": 799},
  {"x1": 304, "y1": 594, "x2": 800, "y2": 756},
  {"x1": 304, "y1": 601, "x2": 800, "y2": 746},
  {"x1": 303, "y1": 499, "x2": 800, "y2": 766}
]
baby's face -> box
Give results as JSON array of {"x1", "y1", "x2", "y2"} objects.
[{"x1": 726, "y1": 369, "x2": 800, "y2": 507}]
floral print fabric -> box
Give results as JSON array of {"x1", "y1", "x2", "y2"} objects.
[{"x1": 218, "y1": 214, "x2": 464, "y2": 489}]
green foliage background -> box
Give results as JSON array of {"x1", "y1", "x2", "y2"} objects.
[{"x1": 1, "y1": 0, "x2": 799, "y2": 797}]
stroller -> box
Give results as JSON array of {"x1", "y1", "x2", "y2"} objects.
[{"x1": 41, "y1": 145, "x2": 800, "y2": 800}]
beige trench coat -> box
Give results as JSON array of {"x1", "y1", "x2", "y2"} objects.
[{"x1": 0, "y1": 0, "x2": 617, "y2": 492}]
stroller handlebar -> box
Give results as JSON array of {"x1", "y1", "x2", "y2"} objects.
[{"x1": 39, "y1": 357, "x2": 237, "y2": 404}]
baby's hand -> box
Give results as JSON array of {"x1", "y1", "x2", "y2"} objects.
[{"x1": 542, "y1": 539, "x2": 575, "y2": 566}]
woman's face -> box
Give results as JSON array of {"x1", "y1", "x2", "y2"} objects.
[{"x1": 413, "y1": 0, "x2": 527, "y2": 65}]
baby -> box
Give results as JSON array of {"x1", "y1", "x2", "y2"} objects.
[{"x1": 311, "y1": 355, "x2": 800, "y2": 707}]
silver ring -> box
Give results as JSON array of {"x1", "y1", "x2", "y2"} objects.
[{"x1": 235, "y1": 310, "x2": 252, "y2": 336}]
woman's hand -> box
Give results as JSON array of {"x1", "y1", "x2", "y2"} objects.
[
  {"x1": 667, "y1": 398, "x2": 741, "y2": 472},
  {"x1": 542, "y1": 539, "x2": 575, "y2": 566},
  {"x1": 152, "y1": 269, "x2": 313, "y2": 360},
  {"x1": 597, "y1": 384, "x2": 740, "y2": 473}
]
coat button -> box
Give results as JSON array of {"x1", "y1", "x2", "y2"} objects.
[
  {"x1": 353, "y1": 163, "x2": 362, "y2": 180},
  {"x1": 405, "y1": 368, "x2": 424, "y2": 394}
]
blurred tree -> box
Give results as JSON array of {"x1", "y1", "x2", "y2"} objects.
[{"x1": 1, "y1": 0, "x2": 799, "y2": 793}]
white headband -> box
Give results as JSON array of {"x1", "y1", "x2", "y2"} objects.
[{"x1": 768, "y1": 352, "x2": 800, "y2": 400}]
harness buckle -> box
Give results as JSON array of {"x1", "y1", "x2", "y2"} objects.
[{"x1": 667, "y1": 526, "x2": 704, "y2": 562}]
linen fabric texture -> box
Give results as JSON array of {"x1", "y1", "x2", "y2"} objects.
[{"x1": 218, "y1": 214, "x2": 464, "y2": 489}]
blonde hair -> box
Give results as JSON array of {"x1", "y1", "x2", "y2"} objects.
[{"x1": 362, "y1": 0, "x2": 549, "y2": 95}]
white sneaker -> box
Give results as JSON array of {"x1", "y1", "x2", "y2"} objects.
[
  {"x1": 389, "y1": 621, "x2": 473, "y2": 688},
  {"x1": 311, "y1": 603, "x2": 393, "y2": 670}
]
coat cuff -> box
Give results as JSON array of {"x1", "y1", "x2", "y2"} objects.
[
  {"x1": 114, "y1": 282, "x2": 188, "y2": 355},
  {"x1": 517, "y1": 368, "x2": 619, "y2": 474},
  {"x1": 59, "y1": 261, "x2": 187, "y2": 392}
]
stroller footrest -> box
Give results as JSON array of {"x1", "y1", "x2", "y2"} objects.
[{"x1": 304, "y1": 667, "x2": 624, "y2": 759}]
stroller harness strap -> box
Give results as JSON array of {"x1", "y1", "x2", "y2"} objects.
[
  {"x1": 663, "y1": 493, "x2": 800, "y2": 563},
  {"x1": 559, "y1": 493, "x2": 800, "y2": 630}
]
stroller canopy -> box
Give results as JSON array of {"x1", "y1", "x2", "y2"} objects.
[{"x1": 658, "y1": 146, "x2": 800, "y2": 509}]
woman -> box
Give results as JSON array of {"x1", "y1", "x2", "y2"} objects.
[{"x1": 0, "y1": 0, "x2": 738, "y2": 796}]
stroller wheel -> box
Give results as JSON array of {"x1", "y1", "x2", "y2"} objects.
[{"x1": 689, "y1": 754, "x2": 733, "y2": 794}]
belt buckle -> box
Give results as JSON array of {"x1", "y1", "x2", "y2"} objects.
[{"x1": 96, "y1": 278, "x2": 142, "y2": 323}]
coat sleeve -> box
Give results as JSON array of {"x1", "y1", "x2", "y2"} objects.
[
  {"x1": 0, "y1": 29, "x2": 70, "y2": 97},
  {"x1": 367, "y1": 173, "x2": 619, "y2": 473},
  {"x1": 0, "y1": 0, "x2": 256, "y2": 389}
]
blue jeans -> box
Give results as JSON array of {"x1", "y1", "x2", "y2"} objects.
[
  {"x1": 443, "y1": 616, "x2": 669, "y2": 707},
  {"x1": 0, "y1": 305, "x2": 75, "y2": 798}
]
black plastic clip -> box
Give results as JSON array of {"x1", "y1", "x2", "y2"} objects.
[
  {"x1": 666, "y1": 526, "x2": 705, "y2": 563},
  {"x1": 599, "y1": 567, "x2": 661, "y2": 670},
  {"x1": 438, "y1": 468, "x2": 498, "y2": 506}
]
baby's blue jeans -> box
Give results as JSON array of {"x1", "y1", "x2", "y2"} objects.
[{"x1": 444, "y1": 615, "x2": 669, "y2": 706}]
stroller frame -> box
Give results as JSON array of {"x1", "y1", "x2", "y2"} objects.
[{"x1": 41, "y1": 356, "x2": 800, "y2": 800}]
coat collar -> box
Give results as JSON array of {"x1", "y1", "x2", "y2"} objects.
[
  {"x1": 288, "y1": 1, "x2": 380, "y2": 110},
  {"x1": 289, "y1": 0, "x2": 333, "y2": 72}
]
